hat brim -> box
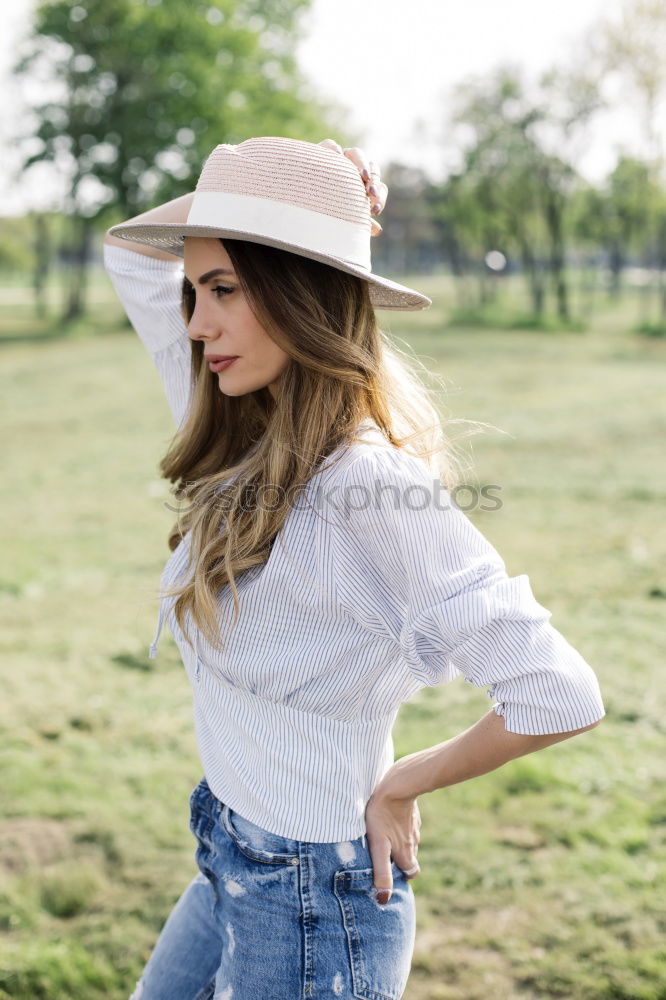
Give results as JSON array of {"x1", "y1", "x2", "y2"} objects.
[{"x1": 106, "y1": 222, "x2": 432, "y2": 311}]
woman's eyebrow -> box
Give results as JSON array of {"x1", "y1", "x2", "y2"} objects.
[{"x1": 185, "y1": 267, "x2": 236, "y2": 285}]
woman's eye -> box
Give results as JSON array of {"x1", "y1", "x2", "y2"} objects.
[{"x1": 212, "y1": 285, "x2": 235, "y2": 298}]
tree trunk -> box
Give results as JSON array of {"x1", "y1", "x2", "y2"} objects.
[
  {"x1": 62, "y1": 214, "x2": 94, "y2": 323},
  {"x1": 637, "y1": 247, "x2": 653, "y2": 327},
  {"x1": 31, "y1": 212, "x2": 51, "y2": 319},
  {"x1": 545, "y1": 193, "x2": 569, "y2": 322},
  {"x1": 578, "y1": 252, "x2": 599, "y2": 318},
  {"x1": 520, "y1": 242, "x2": 545, "y2": 317},
  {"x1": 658, "y1": 219, "x2": 666, "y2": 323},
  {"x1": 607, "y1": 240, "x2": 623, "y2": 300}
]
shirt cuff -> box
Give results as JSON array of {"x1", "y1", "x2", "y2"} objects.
[{"x1": 478, "y1": 625, "x2": 607, "y2": 734}]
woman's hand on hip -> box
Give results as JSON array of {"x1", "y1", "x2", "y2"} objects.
[
  {"x1": 364, "y1": 780, "x2": 421, "y2": 905},
  {"x1": 318, "y1": 138, "x2": 388, "y2": 235}
]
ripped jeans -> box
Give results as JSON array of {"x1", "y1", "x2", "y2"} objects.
[{"x1": 129, "y1": 776, "x2": 416, "y2": 1000}]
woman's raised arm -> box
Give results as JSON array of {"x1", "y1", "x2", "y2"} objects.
[{"x1": 103, "y1": 194, "x2": 194, "y2": 429}]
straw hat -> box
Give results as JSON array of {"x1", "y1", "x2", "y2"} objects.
[{"x1": 108, "y1": 136, "x2": 432, "y2": 311}]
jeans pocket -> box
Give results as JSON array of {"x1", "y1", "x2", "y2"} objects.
[
  {"x1": 333, "y1": 866, "x2": 415, "y2": 1000},
  {"x1": 221, "y1": 806, "x2": 301, "y2": 867}
]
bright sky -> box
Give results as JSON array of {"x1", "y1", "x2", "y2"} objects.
[{"x1": 0, "y1": 0, "x2": 659, "y2": 216}]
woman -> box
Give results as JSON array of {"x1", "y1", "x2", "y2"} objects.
[{"x1": 104, "y1": 136, "x2": 605, "y2": 1000}]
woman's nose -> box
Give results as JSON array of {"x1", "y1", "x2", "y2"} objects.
[{"x1": 187, "y1": 309, "x2": 219, "y2": 343}]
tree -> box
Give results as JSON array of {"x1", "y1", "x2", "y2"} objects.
[
  {"x1": 11, "y1": 0, "x2": 348, "y2": 321},
  {"x1": 597, "y1": 0, "x2": 666, "y2": 321},
  {"x1": 439, "y1": 64, "x2": 604, "y2": 322},
  {"x1": 599, "y1": 0, "x2": 665, "y2": 167},
  {"x1": 572, "y1": 158, "x2": 651, "y2": 299}
]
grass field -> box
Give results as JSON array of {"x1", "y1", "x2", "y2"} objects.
[{"x1": 1, "y1": 264, "x2": 665, "y2": 999}]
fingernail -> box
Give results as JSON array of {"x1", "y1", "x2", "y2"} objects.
[
  {"x1": 368, "y1": 184, "x2": 378, "y2": 198},
  {"x1": 373, "y1": 888, "x2": 391, "y2": 904},
  {"x1": 371, "y1": 203, "x2": 381, "y2": 215},
  {"x1": 362, "y1": 168, "x2": 370, "y2": 180}
]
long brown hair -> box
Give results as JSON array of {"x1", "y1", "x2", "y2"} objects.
[{"x1": 157, "y1": 237, "x2": 486, "y2": 653}]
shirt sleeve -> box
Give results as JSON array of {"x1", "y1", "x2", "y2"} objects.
[
  {"x1": 327, "y1": 444, "x2": 606, "y2": 735},
  {"x1": 103, "y1": 242, "x2": 193, "y2": 429}
]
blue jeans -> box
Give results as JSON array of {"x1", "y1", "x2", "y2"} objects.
[{"x1": 129, "y1": 776, "x2": 416, "y2": 999}]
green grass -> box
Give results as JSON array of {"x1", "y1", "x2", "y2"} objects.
[{"x1": 1, "y1": 265, "x2": 665, "y2": 999}]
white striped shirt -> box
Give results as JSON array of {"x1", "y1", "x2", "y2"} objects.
[{"x1": 103, "y1": 243, "x2": 606, "y2": 842}]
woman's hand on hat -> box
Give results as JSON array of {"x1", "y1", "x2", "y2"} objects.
[{"x1": 318, "y1": 139, "x2": 387, "y2": 235}]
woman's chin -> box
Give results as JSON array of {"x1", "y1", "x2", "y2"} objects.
[{"x1": 215, "y1": 375, "x2": 262, "y2": 398}]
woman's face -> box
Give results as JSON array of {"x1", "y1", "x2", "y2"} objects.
[{"x1": 183, "y1": 237, "x2": 289, "y2": 399}]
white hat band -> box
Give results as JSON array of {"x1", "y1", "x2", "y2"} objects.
[{"x1": 186, "y1": 191, "x2": 372, "y2": 272}]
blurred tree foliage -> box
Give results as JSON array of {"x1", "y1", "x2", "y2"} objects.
[
  {"x1": 429, "y1": 64, "x2": 603, "y2": 323},
  {"x1": 570, "y1": 159, "x2": 653, "y2": 298},
  {"x1": 373, "y1": 1, "x2": 666, "y2": 332},
  {"x1": 11, "y1": 0, "x2": 349, "y2": 320},
  {"x1": 597, "y1": 0, "x2": 666, "y2": 325}
]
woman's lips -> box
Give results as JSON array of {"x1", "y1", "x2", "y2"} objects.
[{"x1": 208, "y1": 357, "x2": 238, "y2": 372}]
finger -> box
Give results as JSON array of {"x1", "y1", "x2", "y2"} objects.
[
  {"x1": 367, "y1": 159, "x2": 384, "y2": 208},
  {"x1": 401, "y1": 860, "x2": 420, "y2": 879},
  {"x1": 367, "y1": 158, "x2": 382, "y2": 183},
  {"x1": 342, "y1": 150, "x2": 387, "y2": 218},
  {"x1": 343, "y1": 146, "x2": 372, "y2": 183},
  {"x1": 319, "y1": 142, "x2": 382, "y2": 211},
  {"x1": 334, "y1": 147, "x2": 385, "y2": 226},
  {"x1": 327, "y1": 143, "x2": 376, "y2": 205},
  {"x1": 395, "y1": 838, "x2": 420, "y2": 878},
  {"x1": 396, "y1": 825, "x2": 420, "y2": 878},
  {"x1": 368, "y1": 180, "x2": 388, "y2": 215},
  {"x1": 370, "y1": 842, "x2": 393, "y2": 904}
]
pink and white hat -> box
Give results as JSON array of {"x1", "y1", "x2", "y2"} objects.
[{"x1": 108, "y1": 136, "x2": 432, "y2": 312}]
